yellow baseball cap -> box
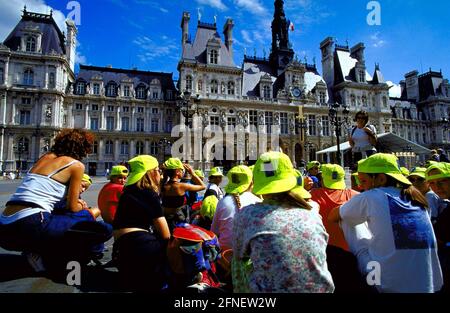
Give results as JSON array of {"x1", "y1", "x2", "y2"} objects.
[
  {"x1": 357, "y1": 153, "x2": 411, "y2": 185},
  {"x1": 200, "y1": 195, "x2": 219, "y2": 220},
  {"x1": 306, "y1": 161, "x2": 321, "y2": 171},
  {"x1": 252, "y1": 151, "x2": 297, "y2": 195},
  {"x1": 321, "y1": 164, "x2": 346, "y2": 190},
  {"x1": 425, "y1": 160, "x2": 439, "y2": 168},
  {"x1": 194, "y1": 169, "x2": 205, "y2": 178},
  {"x1": 400, "y1": 167, "x2": 410, "y2": 177},
  {"x1": 224, "y1": 165, "x2": 253, "y2": 195},
  {"x1": 425, "y1": 162, "x2": 450, "y2": 182},
  {"x1": 126, "y1": 155, "x2": 159, "y2": 186},
  {"x1": 82, "y1": 174, "x2": 92, "y2": 186},
  {"x1": 408, "y1": 167, "x2": 427, "y2": 179},
  {"x1": 291, "y1": 169, "x2": 312, "y2": 199},
  {"x1": 164, "y1": 158, "x2": 184, "y2": 170},
  {"x1": 110, "y1": 165, "x2": 129, "y2": 177},
  {"x1": 209, "y1": 167, "x2": 224, "y2": 177},
  {"x1": 351, "y1": 173, "x2": 360, "y2": 186}
]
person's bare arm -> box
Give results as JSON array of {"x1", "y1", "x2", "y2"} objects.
[
  {"x1": 153, "y1": 217, "x2": 171, "y2": 240},
  {"x1": 183, "y1": 163, "x2": 206, "y2": 190},
  {"x1": 328, "y1": 206, "x2": 342, "y2": 223},
  {"x1": 67, "y1": 162, "x2": 85, "y2": 212}
]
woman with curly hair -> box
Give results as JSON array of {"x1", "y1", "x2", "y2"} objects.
[{"x1": 0, "y1": 128, "x2": 112, "y2": 272}]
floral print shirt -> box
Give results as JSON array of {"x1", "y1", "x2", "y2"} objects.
[{"x1": 232, "y1": 202, "x2": 335, "y2": 293}]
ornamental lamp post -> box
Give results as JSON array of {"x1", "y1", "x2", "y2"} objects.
[
  {"x1": 176, "y1": 90, "x2": 199, "y2": 162},
  {"x1": 329, "y1": 102, "x2": 350, "y2": 166}
]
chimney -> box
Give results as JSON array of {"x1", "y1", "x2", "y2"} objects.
[
  {"x1": 223, "y1": 19, "x2": 234, "y2": 58},
  {"x1": 350, "y1": 42, "x2": 365, "y2": 64},
  {"x1": 65, "y1": 20, "x2": 77, "y2": 72},
  {"x1": 405, "y1": 70, "x2": 419, "y2": 101},
  {"x1": 181, "y1": 11, "x2": 190, "y2": 53},
  {"x1": 400, "y1": 80, "x2": 406, "y2": 98}
]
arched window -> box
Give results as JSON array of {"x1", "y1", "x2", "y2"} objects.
[
  {"x1": 136, "y1": 84, "x2": 146, "y2": 99},
  {"x1": 150, "y1": 142, "x2": 158, "y2": 155},
  {"x1": 210, "y1": 50, "x2": 218, "y2": 64},
  {"x1": 210, "y1": 79, "x2": 218, "y2": 94},
  {"x1": 136, "y1": 141, "x2": 144, "y2": 155},
  {"x1": 263, "y1": 86, "x2": 271, "y2": 99},
  {"x1": 23, "y1": 68, "x2": 34, "y2": 85},
  {"x1": 227, "y1": 81, "x2": 235, "y2": 95},
  {"x1": 26, "y1": 36, "x2": 36, "y2": 52},
  {"x1": 105, "y1": 140, "x2": 114, "y2": 155},
  {"x1": 120, "y1": 141, "x2": 129, "y2": 155},
  {"x1": 185, "y1": 75, "x2": 192, "y2": 92},
  {"x1": 106, "y1": 82, "x2": 117, "y2": 97}
]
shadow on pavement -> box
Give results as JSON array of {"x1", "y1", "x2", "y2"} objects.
[{"x1": 0, "y1": 253, "x2": 40, "y2": 282}]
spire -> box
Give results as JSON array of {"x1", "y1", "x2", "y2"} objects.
[{"x1": 269, "y1": 0, "x2": 294, "y2": 74}]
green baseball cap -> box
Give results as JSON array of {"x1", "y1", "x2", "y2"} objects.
[
  {"x1": 209, "y1": 167, "x2": 224, "y2": 177},
  {"x1": 252, "y1": 151, "x2": 297, "y2": 195},
  {"x1": 307, "y1": 161, "x2": 321, "y2": 171},
  {"x1": 224, "y1": 165, "x2": 253, "y2": 195},
  {"x1": 357, "y1": 153, "x2": 411, "y2": 186},
  {"x1": 110, "y1": 165, "x2": 129, "y2": 177},
  {"x1": 194, "y1": 169, "x2": 205, "y2": 178},
  {"x1": 291, "y1": 169, "x2": 312, "y2": 199},
  {"x1": 321, "y1": 164, "x2": 346, "y2": 190},
  {"x1": 408, "y1": 167, "x2": 427, "y2": 179},
  {"x1": 425, "y1": 162, "x2": 450, "y2": 182},
  {"x1": 82, "y1": 174, "x2": 92, "y2": 186},
  {"x1": 164, "y1": 157, "x2": 184, "y2": 170},
  {"x1": 201, "y1": 195, "x2": 219, "y2": 220},
  {"x1": 126, "y1": 155, "x2": 159, "y2": 186},
  {"x1": 400, "y1": 167, "x2": 410, "y2": 177}
]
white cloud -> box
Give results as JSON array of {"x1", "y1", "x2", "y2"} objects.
[
  {"x1": 133, "y1": 35, "x2": 179, "y2": 63},
  {"x1": 195, "y1": 0, "x2": 228, "y2": 11},
  {"x1": 371, "y1": 32, "x2": 386, "y2": 48},
  {"x1": 0, "y1": 0, "x2": 67, "y2": 42},
  {"x1": 75, "y1": 41, "x2": 87, "y2": 65},
  {"x1": 241, "y1": 30, "x2": 252, "y2": 44},
  {"x1": 234, "y1": 0, "x2": 267, "y2": 16},
  {"x1": 160, "y1": 8, "x2": 169, "y2": 13},
  {"x1": 387, "y1": 81, "x2": 402, "y2": 98}
]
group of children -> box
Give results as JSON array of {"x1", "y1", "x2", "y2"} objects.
[{"x1": 0, "y1": 128, "x2": 449, "y2": 293}]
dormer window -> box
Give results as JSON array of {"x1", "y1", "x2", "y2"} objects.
[
  {"x1": 123, "y1": 85, "x2": 130, "y2": 97},
  {"x1": 76, "y1": 81, "x2": 86, "y2": 95},
  {"x1": 0, "y1": 67, "x2": 4, "y2": 84},
  {"x1": 106, "y1": 82, "x2": 117, "y2": 97},
  {"x1": 93, "y1": 83, "x2": 100, "y2": 95},
  {"x1": 263, "y1": 86, "x2": 271, "y2": 99},
  {"x1": 23, "y1": 68, "x2": 34, "y2": 85},
  {"x1": 49, "y1": 72, "x2": 55, "y2": 88},
  {"x1": 227, "y1": 81, "x2": 235, "y2": 95},
  {"x1": 26, "y1": 36, "x2": 36, "y2": 52},
  {"x1": 185, "y1": 75, "x2": 192, "y2": 92},
  {"x1": 359, "y1": 70, "x2": 365, "y2": 83},
  {"x1": 136, "y1": 85, "x2": 146, "y2": 99},
  {"x1": 210, "y1": 79, "x2": 218, "y2": 94},
  {"x1": 210, "y1": 50, "x2": 218, "y2": 64},
  {"x1": 319, "y1": 92, "x2": 326, "y2": 104}
]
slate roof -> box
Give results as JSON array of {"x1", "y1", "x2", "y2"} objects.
[
  {"x1": 372, "y1": 64, "x2": 385, "y2": 84},
  {"x1": 334, "y1": 49, "x2": 373, "y2": 84},
  {"x1": 418, "y1": 71, "x2": 445, "y2": 101},
  {"x1": 77, "y1": 65, "x2": 176, "y2": 94},
  {"x1": 3, "y1": 11, "x2": 66, "y2": 55},
  {"x1": 182, "y1": 22, "x2": 236, "y2": 67}
]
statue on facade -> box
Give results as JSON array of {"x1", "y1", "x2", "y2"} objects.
[{"x1": 45, "y1": 106, "x2": 52, "y2": 120}]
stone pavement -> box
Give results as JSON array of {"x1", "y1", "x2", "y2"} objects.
[{"x1": 0, "y1": 178, "x2": 120, "y2": 293}]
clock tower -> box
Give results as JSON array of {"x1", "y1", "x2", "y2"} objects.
[{"x1": 269, "y1": 0, "x2": 295, "y2": 76}]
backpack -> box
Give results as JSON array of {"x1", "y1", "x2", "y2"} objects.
[{"x1": 167, "y1": 223, "x2": 222, "y2": 290}]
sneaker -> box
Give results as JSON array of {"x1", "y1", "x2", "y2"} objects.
[{"x1": 25, "y1": 252, "x2": 46, "y2": 273}]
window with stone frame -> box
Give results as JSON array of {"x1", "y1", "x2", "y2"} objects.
[
  {"x1": 137, "y1": 107, "x2": 144, "y2": 113},
  {"x1": 105, "y1": 140, "x2": 114, "y2": 155},
  {"x1": 92, "y1": 141, "x2": 98, "y2": 154},
  {"x1": 308, "y1": 115, "x2": 317, "y2": 136},
  {"x1": 76, "y1": 81, "x2": 86, "y2": 95},
  {"x1": 362, "y1": 95, "x2": 367, "y2": 106},
  {"x1": 136, "y1": 141, "x2": 144, "y2": 155},
  {"x1": 22, "y1": 97, "x2": 31, "y2": 105},
  {"x1": 75, "y1": 103, "x2": 83, "y2": 110},
  {"x1": 249, "y1": 110, "x2": 258, "y2": 127},
  {"x1": 25, "y1": 36, "x2": 36, "y2": 52},
  {"x1": 90, "y1": 118, "x2": 99, "y2": 130},
  {"x1": 152, "y1": 91, "x2": 159, "y2": 99},
  {"x1": 322, "y1": 116, "x2": 330, "y2": 136},
  {"x1": 152, "y1": 108, "x2": 158, "y2": 114},
  {"x1": 210, "y1": 80, "x2": 218, "y2": 94},
  {"x1": 185, "y1": 75, "x2": 193, "y2": 92},
  {"x1": 136, "y1": 85, "x2": 146, "y2": 99},
  {"x1": 265, "y1": 111, "x2": 273, "y2": 133},
  {"x1": 210, "y1": 50, "x2": 218, "y2": 64},
  {"x1": 0, "y1": 67, "x2": 4, "y2": 84},
  {"x1": 136, "y1": 118, "x2": 145, "y2": 132},
  {"x1": 227, "y1": 117, "x2": 236, "y2": 131},
  {"x1": 383, "y1": 97, "x2": 388, "y2": 108},
  {"x1": 106, "y1": 82, "x2": 117, "y2": 97},
  {"x1": 49, "y1": 72, "x2": 55, "y2": 88},
  {"x1": 359, "y1": 70, "x2": 365, "y2": 83},
  {"x1": 106, "y1": 116, "x2": 114, "y2": 131},
  {"x1": 319, "y1": 92, "x2": 326, "y2": 105},
  {"x1": 123, "y1": 106, "x2": 130, "y2": 113},
  {"x1": 263, "y1": 85, "x2": 271, "y2": 99},
  {"x1": 121, "y1": 117, "x2": 130, "y2": 131},
  {"x1": 150, "y1": 142, "x2": 159, "y2": 155},
  {"x1": 350, "y1": 95, "x2": 356, "y2": 106},
  {"x1": 210, "y1": 116, "x2": 220, "y2": 126},
  {"x1": 91, "y1": 104, "x2": 98, "y2": 111},
  {"x1": 23, "y1": 68, "x2": 34, "y2": 85},
  {"x1": 280, "y1": 112, "x2": 288, "y2": 134},
  {"x1": 93, "y1": 83, "x2": 100, "y2": 95},
  {"x1": 20, "y1": 110, "x2": 31, "y2": 125},
  {"x1": 123, "y1": 85, "x2": 130, "y2": 97},
  {"x1": 107, "y1": 105, "x2": 114, "y2": 112},
  {"x1": 151, "y1": 118, "x2": 159, "y2": 132},
  {"x1": 165, "y1": 120, "x2": 173, "y2": 133},
  {"x1": 227, "y1": 81, "x2": 235, "y2": 95},
  {"x1": 120, "y1": 141, "x2": 129, "y2": 155}
]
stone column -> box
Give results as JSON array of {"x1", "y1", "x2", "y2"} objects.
[
  {"x1": 115, "y1": 106, "x2": 121, "y2": 131},
  {"x1": 100, "y1": 104, "x2": 105, "y2": 130},
  {"x1": 114, "y1": 139, "x2": 120, "y2": 162},
  {"x1": 130, "y1": 139, "x2": 135, "y2": 158},
  {"x1": 98, "y1": 139, "x2": 104, "y2": 160},
  {"x1": 84, "y1": 102, "x2": 90, "y2": 129}
]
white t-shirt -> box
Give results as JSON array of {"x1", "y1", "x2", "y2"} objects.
[
  {"x1": 206, "y1": 183, "x2": 225, "y2": 200},
  {"x1": 210, "y1": 192, "x2": 262, "y2": 250},
  {"x1": 426, "y1": 191, "x2": 449, "y2": 221},
  {"x1": 350, "y1": 125, "x2": 377, "y2": 153},
  {"x1": 339, "y1": 187, "x2": 443, "y2": 293}
]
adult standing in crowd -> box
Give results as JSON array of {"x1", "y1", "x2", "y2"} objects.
[
  {"x1": 112, "y1": 155, "x2": 170, "y2": 292},
  {"x1": 232, "y1": 152, "x2": 334, "y2": 293},
  {"x1": 348, "y1": 110, "x2": 377, "y2": 167},
  {"x1": 0, "y1": 128, "x2": 112, "y2": 272},
  {"x1": 98, "y1": 165, "x2": 129, "y2": 225},
  {"x1": 330, "y1": 154, "x2": 443, "y2": 293},
  {"x1": 437, "y1": 149, "x2": 449, "y2": 163}
]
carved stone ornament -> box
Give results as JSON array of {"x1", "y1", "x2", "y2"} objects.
[{"x1": 45, "y1": 105, "x2": 52, "y2": 119}]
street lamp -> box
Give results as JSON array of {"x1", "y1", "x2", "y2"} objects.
[
  {"x1": 328, "y1": 102, "x2": 350, "y2": 166},
  {"x1": 177, "y1": 90, "x2": 199, "y2": 162},
  {"x1": 159, "y1": 137, "x2": 171, "y2": 161},
  {"x1": 14, "y1": 141, "x2": 26, "y2": 176}
]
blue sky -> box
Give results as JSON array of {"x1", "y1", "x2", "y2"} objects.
[{"x1": 1, "y1": 0, "x2": 449, "y2": 95}]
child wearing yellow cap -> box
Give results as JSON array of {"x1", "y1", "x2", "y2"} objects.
[{"x1": 330, "y1": 153, "x2": 443, "y2": 293}]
